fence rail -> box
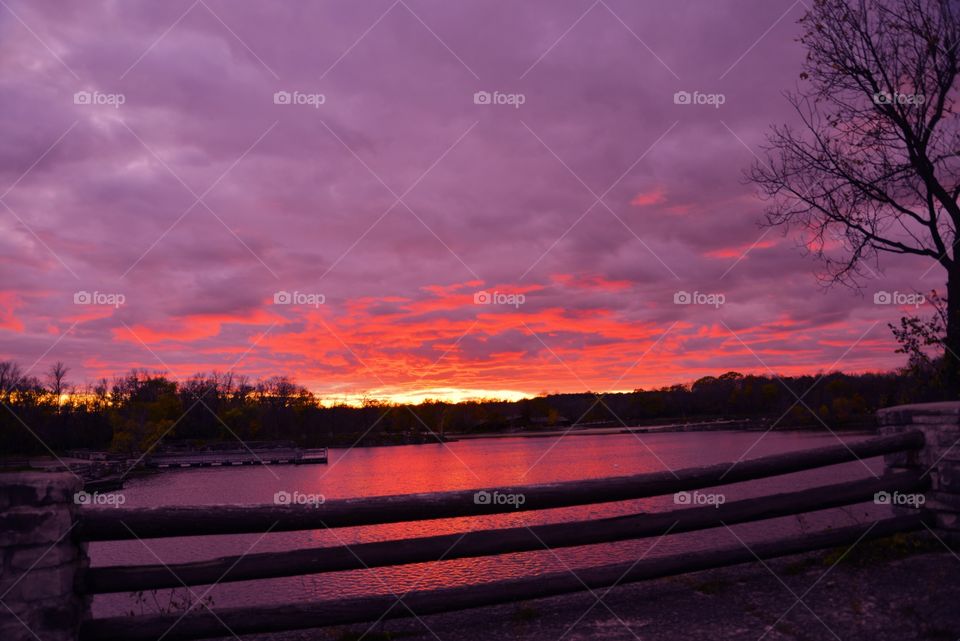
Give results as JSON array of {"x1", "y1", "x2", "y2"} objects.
[
  {"x1": 84, "y1": 470, "x2": 927, "y2": 594},
  {"x1": 75, "y1": 429, "x2": 930, "y2": 641},
  {"x1": 79, "y1": 514, "x2": 926, "y2": 641}
]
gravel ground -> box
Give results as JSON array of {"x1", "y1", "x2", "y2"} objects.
[{"x1": 218, "y1": 540, "x2": 960, "y2": 641}]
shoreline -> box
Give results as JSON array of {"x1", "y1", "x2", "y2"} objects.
[
  {"x1": 445, "y1": 421, "x2": 876, "y2": 442},
  {"x1": 9, "y1": 422, "x2": 878, "y2": 470}
]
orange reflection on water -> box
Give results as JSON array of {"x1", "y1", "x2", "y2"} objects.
[{"x1": 91, "y1": 431, "x2": 884, "y2": 615}]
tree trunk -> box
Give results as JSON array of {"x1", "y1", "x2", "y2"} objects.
[{"x1": 945, "y1": 265, "x2": 960, "y2": 396}]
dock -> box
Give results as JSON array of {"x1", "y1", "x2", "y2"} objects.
[{"x1": 143, "y1": 447, "x2": 328, "y2": 468}]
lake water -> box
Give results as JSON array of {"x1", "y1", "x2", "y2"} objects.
[{"x1": 90, "y1": 430, "x2": 888, "y2": 617}]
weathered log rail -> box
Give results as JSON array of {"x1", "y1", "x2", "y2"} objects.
[
  {"x1": 74, "y1": 430, "x2": 932, "y2": 641},
  {"x1": 80, "y1": 514, "x2": 925, "y2": 641},
  {"x1": 83, "y1": 471, "x2": 927, "y2": 593}
]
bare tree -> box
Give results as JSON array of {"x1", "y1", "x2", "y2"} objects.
[
  {"x1": 750, "y1": 0, "x2": 960, "y2": 388},
  {"x1": 47, "y1": 361, "x2": 70, "y2": 413},
  {"x1": 0, "y1": 361, "x2": 24, "y2": 402}
]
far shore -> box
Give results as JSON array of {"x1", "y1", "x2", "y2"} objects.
[
  {"x1": 445, "y1": 418, "x2": 875, "y2": 442},
  {"x1": 6, "y1": 418, "x2": 878, "y2": 471}
]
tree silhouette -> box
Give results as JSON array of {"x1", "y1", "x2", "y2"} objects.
[
  {"x1": 749, "y1": 0, "x2": 960, "y2": 390},
  {"x1": 47, "y1": 361, "x2": 69, "y2": 414}
]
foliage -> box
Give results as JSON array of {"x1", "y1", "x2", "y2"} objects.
[
  {"x1": 0, "y1": 359, "x2": 950, "y2": 455},
  {"x1": 889, "y1": 290, "x2": 947, "y2": 366}
]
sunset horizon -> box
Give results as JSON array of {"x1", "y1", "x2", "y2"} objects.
[{"x1": 0, "y1": 1, "x2": 941, "y2": 405}]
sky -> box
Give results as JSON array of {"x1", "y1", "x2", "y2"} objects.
[{"x1": 0, "y1": 0, "x2": 944, "y2": 404}]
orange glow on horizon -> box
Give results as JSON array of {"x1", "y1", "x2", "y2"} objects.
[{"x1": 10, "y1": 273, "x2": 906, "y2": 402}]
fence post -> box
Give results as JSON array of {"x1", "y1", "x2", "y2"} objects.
[
  {"x1": 0, "y1": 472, "x2": 88, "y2": 641},
  {"x1": 878, "y1": 401, "x2": 960, "y2": 544}
]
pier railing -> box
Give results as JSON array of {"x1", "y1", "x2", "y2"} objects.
[{"x1": 3, "y1": 402, "x2": 957, "y2": 641}]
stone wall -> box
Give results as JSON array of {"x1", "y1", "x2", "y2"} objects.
[
  {"x1": 0, "y1": 472, "x2": 87, "y2": 641},
  {"x1": 878, "y1": 401, "x2": 960, "y2": 540}
]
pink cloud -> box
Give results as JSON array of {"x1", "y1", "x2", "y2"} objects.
[{"x1": 0, "y1": 0, "x2": 936, "y2": 399}]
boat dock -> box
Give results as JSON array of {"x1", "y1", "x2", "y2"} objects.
[{"x1": 144, "y1": 447, "x2": 328, "y2": 468}]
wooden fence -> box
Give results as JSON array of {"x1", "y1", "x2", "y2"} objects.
[{"x1": 75, "y1": 430, "x2": 929, "y2": 641}]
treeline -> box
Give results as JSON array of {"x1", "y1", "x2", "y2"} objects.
[{"x1": 0, "y1": 359, "x2": 947, "y2": 455}]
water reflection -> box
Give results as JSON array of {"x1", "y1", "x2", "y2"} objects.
[{"x1": 91, "y1": 430, "x2": 884, "y2": 616}]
